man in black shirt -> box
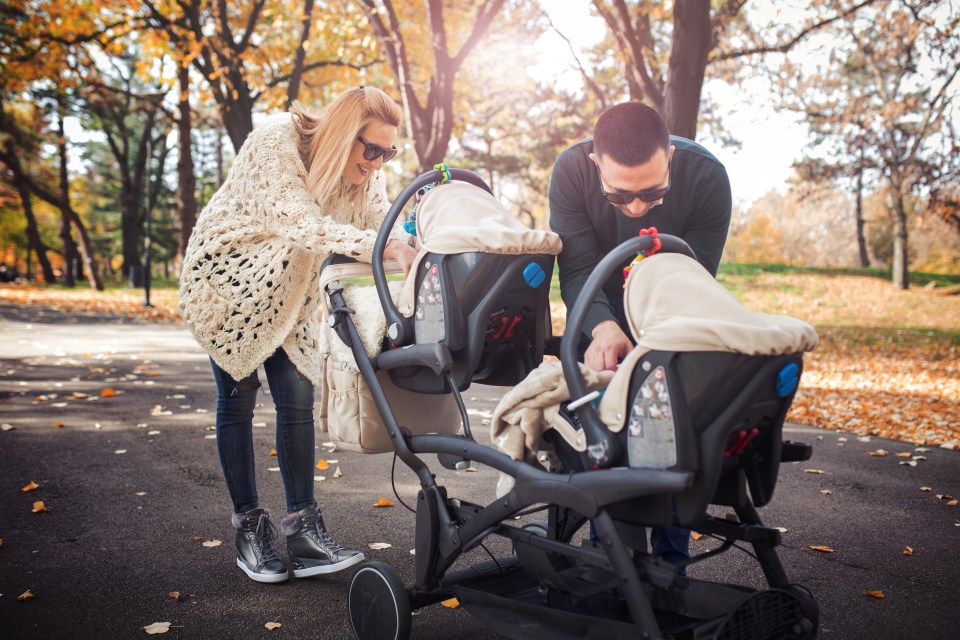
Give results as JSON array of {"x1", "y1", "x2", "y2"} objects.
[
  {"x1": 548, "y1": 101, "x2": 732, "y2": 572},
  {"x1": 550, "y1": 102, "x2": 732, "y2": 371}
]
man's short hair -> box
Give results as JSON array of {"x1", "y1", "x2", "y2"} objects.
[{"x1": 593, "y1": 102, "x2": 670, "y2": 167}]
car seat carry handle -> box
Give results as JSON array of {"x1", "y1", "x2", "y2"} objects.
[
  {"x1": 372, "y1": 168, "x2": 493, "y2": 346},
  {"x1": 559, "y1": 234, "x2": 695, "y2": 468}
]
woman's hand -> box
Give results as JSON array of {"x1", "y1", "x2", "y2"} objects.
[{"x1": 384, "y1": 239, "x2": 418, "y2": 277}]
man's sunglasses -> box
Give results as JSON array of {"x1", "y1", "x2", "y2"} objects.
[
  {"x1": 356, "y1": 135, "x2": 398, "y2": 163},
  {"x1": 595, "y1": 161, "x2": 671, "y2": 205}
]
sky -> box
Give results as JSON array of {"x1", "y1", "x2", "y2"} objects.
[{"x1": 533, "y1": 3, "x2": 812, "y2": 208}]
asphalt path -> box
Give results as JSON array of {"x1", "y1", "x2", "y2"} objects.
[{"x1": 1, "y1": 303, "x2": 958, "y2": 639}]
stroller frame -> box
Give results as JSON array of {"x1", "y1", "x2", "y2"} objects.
[{"x1": 333, "y1": 168, "x2": 819, "y2": 640}]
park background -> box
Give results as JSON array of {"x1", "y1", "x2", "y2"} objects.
[{"x1": 1, "y1": 0, "x2": 958, "y2": 447}]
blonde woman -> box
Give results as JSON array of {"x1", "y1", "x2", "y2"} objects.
[{"x1": 179, "y1": 87, "x2": 416, "y2": 583}]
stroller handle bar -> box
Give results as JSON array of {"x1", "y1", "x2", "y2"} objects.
[
  {"x1": 372, "y1": 167, "x2": 494, "y2": 346},
  {"x1": 559, "y1": 233, "x2": 696, "y2": 468}
]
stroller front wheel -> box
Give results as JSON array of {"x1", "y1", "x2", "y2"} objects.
[{"x1": 348, "y1": 561, "x2": 412, "y2": 640}]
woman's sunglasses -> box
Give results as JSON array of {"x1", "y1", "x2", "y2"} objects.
[
  {"x1": 595, "y1": 161, "x2": 671, "y2": 205},
  {"x1": 356, "y1": 135, "x2": 398, "y2": 163}
]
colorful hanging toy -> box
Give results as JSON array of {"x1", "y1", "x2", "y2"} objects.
[
  {"x1": 404, "y1": 162, "x2": 452, "y2": 236},
  {"x1": 622, "y1": 227, "x2": 661, "y2": 285}
]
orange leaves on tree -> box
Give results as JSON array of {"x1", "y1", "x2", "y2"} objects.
[{"x1": 373, "y1": 497, "x2": 395, "y2": 508}]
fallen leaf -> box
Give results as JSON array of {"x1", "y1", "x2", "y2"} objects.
[
  {"x1": 135, "y1": 492, "x2": 146, "y2": 496},
  {"x1": 53, "y1": 422, "x2": 64, "y2": 429},
  {"x1": 920, "y1": 487, "x2": 932, "y2": 492},
  {"x1": 167, "y1": 591, "x2": 181, "y2": 601},
  {"x1": 115, "y1": 449, "x2": 127, "y2": 455},
  {"x1": 315, "y1": 459, "x2": 330, "y2": 470},
  {"x1": 31, "y1": 501, "x2": 49, "y2": 513},
  {"x1": 898, "y1": 460, "x2": 917, "y2": 467},
  {"x1": 409, "y1": 549, "x2": 416, "y2": 555},
  {"x1": 142, "y1": 621, "x2": 172, "y2": 634},
  {"x1": 21, "y1": 481, "x2": 39, "y2": 492},
  {"x1": 268, "y1": 448, "x2": 277, "y2": 457},
  {"x1": 463, "y1": 467, "x2": 478, "y2": 473},
  {"x1": 17, "y1": 590, "x2": 34, "y2": 602},
  {"x1": 373, "y1": 497, "x2": 395, "y2": 508},
  {"x1": 193, "y1": 536, "x2": 204, "y2": 541},
  {"x1": 902, "y1": 546, "x2": 913, "y2": 556},
  {"x1": 321, "y1": 441, "x2": 337, "y2": 451},
  {"x1": 440, "y1": 597, "x2": 460, "y2": 608},
  {"x1": 936, "y1": 494, "x2": 954, "y2": 501},
  {"x1": 101, "y1": 388, "x2": 118, "y2": 398},
  {"x1": 690, "y1": 531, "x2": 704, "y2": 541},
  {"x1": 774, "y1": 527, "x2": 789, "y2": 533},
  {"x1": 803, "y1": 469, "x2": 826, "y2": 474},
  {"x1": 808, "y1": 545, "x2": 834, "y2": 553},
  {"x1": 314, "y1": 476, "x2": 326, "y2": 482},
  {"x1": 265, "y1": 622, "x2": 282, "y2": 631},
  {"x1": 201, "y1": 540, "x2": 222, "y2": 548},
  {"x1": 895, "y1": 452, "x2": 912, "y2": 458},
  {"x1": 267, "y1": 467, "x2": 280, "y2": 472},
  {"x1": 1, "y1": 423, "x2": 15, "y2": 431},
  {"x1": 948, "y1": 500, "x2": 959, "y2": 507},
  {"x1": 333, "y1": 466, "x2": 343, "y2": 479},
  {"x1": 147, "y1": 430, "x2": 161, "y2": 436},
  {"x1": 367, "y1": 542, "x2": 391, "y2": 550},
  {"x1": 864, "y1": 591, "x2": 885, "y2": 599},
  {"x1": 866, "y1": 450, "x2": 888, "y2": 457},
  {"x1": 819, "y1": 489, "x2": 833, "y2": 495}
]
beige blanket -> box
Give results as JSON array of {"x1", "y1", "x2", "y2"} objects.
[{"x1": 490, "y1": 361, "x2": 614, "y2": 497}]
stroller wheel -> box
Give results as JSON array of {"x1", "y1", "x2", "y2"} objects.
[
  {"x1": 348, "y1": 561, "x2": 412, "y2": 640},
  {"x1": 785, "y1": 584, "x2": 819, "y2": 636}
]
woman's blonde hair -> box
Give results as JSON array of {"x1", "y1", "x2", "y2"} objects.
[{"x1": 290, "y1": 87, "x2": 402, "y2": 205}]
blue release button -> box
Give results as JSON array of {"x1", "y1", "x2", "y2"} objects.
[
  {"x1": 776, "y1": 362, "x2": 800, "y2": 397},
  {"x1": 522, "y1": 262, "x2": 546, "y2": 288}
]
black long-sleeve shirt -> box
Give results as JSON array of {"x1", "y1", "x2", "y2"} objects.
[{"x1": 549, "y1": 136, "x2": 732, "y2": 338}]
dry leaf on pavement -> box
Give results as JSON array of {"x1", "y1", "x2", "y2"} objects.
[
  {"x1": 808, "y1": 545, "x2": 834, "y2": 553},
  {"x1": 201, "y1": 540, "x2": 222, "y2": 548},
  {"x1": 31, "y1": 501, "x2": 49, "y2": 513},
  {"x1": 101, "y1": 388, "x2": 118, "y2": 398},
  {"x1": 315, "y1": 459, "x2": 330, "y2": 470},
  {"x1": 866, "y1": 450, "x2": 888, "y2": 457},
  {"x1": 440, "y1": 598, "x2": 460, "y2": 608},
  {"x1": 864, "y1": 591, "x2": 885, "y2": 599},
  {"x1": 17, "y1": 590, "x2": 34, "y2": 602},
  {"x1": 902, "y1": 546, "x2": 913, "y2": 556},
  {"x1": 373, "y1": 497, "x2": 395, "y2": 508},
  {"x1": 333, "y1": 466, "x2": 343, "y2": 478},
  {"x1": 265, "y1": 622, "x2": 282, "y2": 631},
  {"x1": 142, "y1": 621, "x2": 172, "y2": 634},
  {"x1": 1, "y1": 423, "x2": 15, "y2": 431},
  {"x1": 268, "y1": 448, "x2": 277, "y2": 456},
  {"x1": 21, "y1": 481, "x2": 39, "y2": 492},
  {"x1": 53, "y1": 422, "x2": 64, "y2": 429},
  {"x1": 367, "y1": 542, "x2": 391, "y2": 550}
]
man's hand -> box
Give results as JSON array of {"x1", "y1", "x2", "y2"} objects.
[
  {"x1": 585, "y1": 320, "x2": 632, "y2": 371},
  {"x1": 384, "y1": 239, "x2": 418, "y2": 277}
]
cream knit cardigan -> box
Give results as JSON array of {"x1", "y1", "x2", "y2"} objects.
[{"x1": 178, "y1": 112, "x2": 404, "y2": 387}]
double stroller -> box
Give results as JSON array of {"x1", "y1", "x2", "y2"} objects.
[{"x1": 322, "y1": 168, "x2": 821, "y2": 640}]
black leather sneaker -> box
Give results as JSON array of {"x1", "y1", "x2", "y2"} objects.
[
  {"x1": 232, "y1": 507, "x2": 289, "y2": 583},
  {"x1": 281, "y1": 505, "x2": 364, "y2": 577}
]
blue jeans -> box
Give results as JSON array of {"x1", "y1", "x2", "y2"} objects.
[
  {"x1": 575, "y1": 291, "x2": 690, "y2": 573},
  {"x1": 210, "y1": 348, "x2": 316, "y2": 514}
]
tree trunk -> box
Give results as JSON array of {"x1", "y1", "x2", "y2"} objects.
[
  {"x1": 56, "y1": 105, "x2": 78, "y2": 287},
  {"x1": 891, "y1": 195, "x2": 909, "y2": 290},
  {"x1": 855, "y1": 165, "x2": 869, "y2": 267},
  {"x1": 16, "y1": 176, "x2": 56, "y2": 284},
  {"x1": 286, "y1": 0, "x2": 315, "y2": 110},
  {"x1": 664, "y1": 0, "x2": 710, "y2": 139},
  {"x1": 177, "y1": 64, "x2": 198, "y2": 259}
]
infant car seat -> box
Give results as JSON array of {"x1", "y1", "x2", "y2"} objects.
[{"x1": 386, "y1": 181, "x2": 562, "y2": 393}]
